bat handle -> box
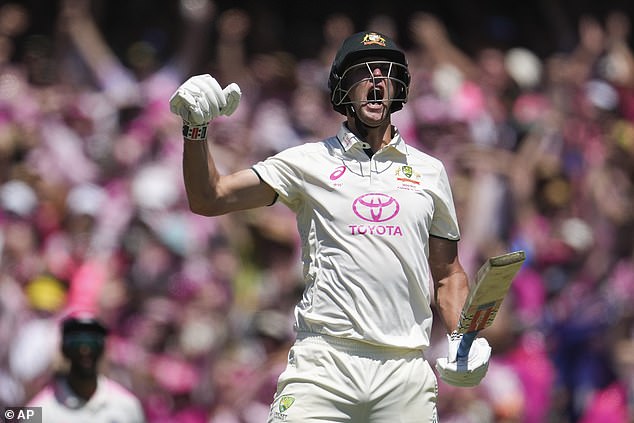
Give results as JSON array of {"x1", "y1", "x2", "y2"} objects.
[{"x1": 456, "y1": 332, "x2": 478, "y2": 370}]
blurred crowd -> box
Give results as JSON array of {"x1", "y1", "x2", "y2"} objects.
[{"x1": 0, "y1": 0, "x2": 633, "y2": 422}]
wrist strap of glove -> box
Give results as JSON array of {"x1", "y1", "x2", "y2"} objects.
[{"x1": 182, "y1": 122, "x2": 209, "y2": 141}]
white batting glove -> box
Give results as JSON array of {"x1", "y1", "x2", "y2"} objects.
[
  {"x1": 435, "y1": 333, "x2": 491, "y2": 387},
  {"x1": 169, "y1": 74, "x2": 241, "y2": 139}
]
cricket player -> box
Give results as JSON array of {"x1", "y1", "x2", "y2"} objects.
[
  {"x1": 28, "y1": 313, "x2": 146, "y2": 423},
  {"x1": 170, "y1": 30, "x2": 491, "y2": 422}
]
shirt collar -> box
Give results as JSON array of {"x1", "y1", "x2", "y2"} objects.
[
  {"x1": 336, "y1": 123, "x2": 408, "y2": 155},
  {"x1": 56, "y1": 375, "x2": 109, "y2": 410}
]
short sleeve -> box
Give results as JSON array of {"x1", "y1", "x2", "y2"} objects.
[
  {"x1": 251, "y1": 146, "x2": 306, "y2": 212},
  {"x1": 429, "y1": 165, "x2": 460, "y2": 240}
]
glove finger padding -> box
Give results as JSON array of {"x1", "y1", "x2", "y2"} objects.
[
  {"x1": 169, "y1": 74, "x2": 240, "y2": 125},
  {"x1": 221, "y1": 83, "x2": 241, "y2": 116},
  {"x1": 436, "y1": 359, "x2": 489, "y2": 387},
  {"x1": 435, "y1": 336, "x2": 491, "y2": 387},
  {"x1": 169, "y1": 89, "x2": 197, "y2": 122},
  {"x1": 169, "y1": 81, "x2": 204, "y2": 124},
  {"x1": 190, "y1": 75, "x2": 226, "y2": 120}
]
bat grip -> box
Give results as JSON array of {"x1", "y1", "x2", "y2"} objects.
[{"x1": 456, "y1": 332, "x2": 478, "y2": 369}]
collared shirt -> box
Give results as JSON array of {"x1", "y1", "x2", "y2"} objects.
[
  {"x1": 252, "y1": 124, "x2": 460, "y2": 349},
  {"x1": 28, "y1": 375, "x2": 145, "y2": 423}
]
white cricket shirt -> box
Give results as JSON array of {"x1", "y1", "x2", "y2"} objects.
[
  {"x1": 28, "y1": 375, "x2": 145, "y2": 423},
  {"x1": 252, "y1": 124, "x2": 460, "y2": 349}
]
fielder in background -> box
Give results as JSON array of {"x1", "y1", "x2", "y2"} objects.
[
  {"x1": 28, "y1": 313, "x2": 146, "y2": 423},
  {"x1": 170, "y1": 30, "x2": 491, "y2": 422}
]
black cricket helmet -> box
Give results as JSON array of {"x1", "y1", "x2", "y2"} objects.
[
  {"x1": 329, "y1": 31, "x2": 410, "y2": 115},
  {"x1": 61, "y1": 312, "x2": 108, "y2": 357},
  {"x1": 62, "y1": 313, "x2": 108, "y2": 336}
]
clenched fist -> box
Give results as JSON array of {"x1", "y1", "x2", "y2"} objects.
[{"x1": 169, "y1": 74, "x2": 241, "y2": 125}]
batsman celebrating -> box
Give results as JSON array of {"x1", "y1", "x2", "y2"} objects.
[{"x1": 170, "y1": 31, "x2": 491, "y2": 422}]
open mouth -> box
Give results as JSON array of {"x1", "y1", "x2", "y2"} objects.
[{"x1": 366, "y1": 87, "x2": 384, "y2": 105}]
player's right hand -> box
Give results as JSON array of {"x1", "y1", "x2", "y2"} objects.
[{"x1": 169, "y1": 74, "x2": 241, "y2": 125}]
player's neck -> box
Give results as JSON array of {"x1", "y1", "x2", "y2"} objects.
[
  {"x1": 346, "y1": 120, "x2": 393, "y2": 155},
  {"x1": 67, "y1": 372, "x2": 98, "y2": 401}
]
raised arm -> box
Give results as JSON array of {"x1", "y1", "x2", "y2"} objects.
[
  {"x1": 58, "y1": 0, "x2": 141, "y2": 107},
  {"x1": 170, "y1": 74, "x2": 277, "y2": 216}
]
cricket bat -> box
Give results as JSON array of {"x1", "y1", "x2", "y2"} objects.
[{"x1": 455, "y1": 250, "x2": 526, "y2": 366}]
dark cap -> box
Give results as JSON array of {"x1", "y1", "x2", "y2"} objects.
[
  {"x1": 61, "y1": 312, "x2": 108, "y2": 337},
  {"x1": 332, "y1": 31, "x2": 407, "y2": 73}
]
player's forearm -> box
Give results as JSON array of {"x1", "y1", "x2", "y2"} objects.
[
  {"x1": 435, "y1": 271, "x2": 469, "y2": 333},
  {"x1": 183, "y1": 139, "x2": 221, "y2": 216}
]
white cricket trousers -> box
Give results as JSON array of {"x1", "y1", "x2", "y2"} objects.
[{"x1": 267, "y1": 333, "x2": 439, "y2": 423}]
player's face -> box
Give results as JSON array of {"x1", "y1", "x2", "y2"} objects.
[
  {"x1": 343, "y1": 59, "x2": 396, "y2": 125},
  {"x1": 63, "y1": 331, "x2": 105, "y2": 377}
]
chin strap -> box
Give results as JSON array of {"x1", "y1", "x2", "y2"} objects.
[{"x1": 348, "y1": 106, "x2": 369, "y2": 140}]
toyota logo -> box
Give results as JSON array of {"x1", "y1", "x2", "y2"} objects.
[{"x1": 352, "y1": 193, "x2": 400, "y2": 222}]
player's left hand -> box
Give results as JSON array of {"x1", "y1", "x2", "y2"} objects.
[{"x1": 435, "y1": 333, "x2": 491, "y2": 387}]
